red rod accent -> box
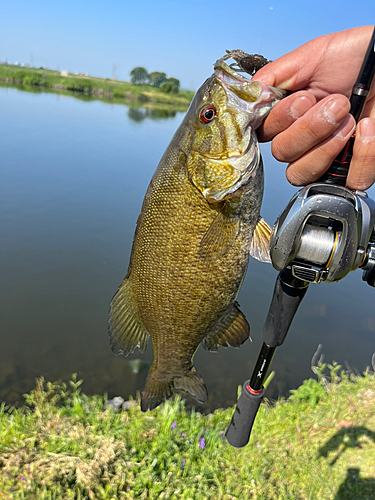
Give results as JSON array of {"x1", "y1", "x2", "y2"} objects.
[{"x1": 247, "y1": 382, "x2": 263, "y2": 395}]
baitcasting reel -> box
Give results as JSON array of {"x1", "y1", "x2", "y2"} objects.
[{"x1": 270, "y1": 183, "x2": 375, "y2": 286}]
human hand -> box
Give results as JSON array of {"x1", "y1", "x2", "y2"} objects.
[{"x1": 254, "y1": 26, "x2": 375, "y2": 191}]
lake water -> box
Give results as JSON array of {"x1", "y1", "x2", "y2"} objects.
[{"x1": 1, "y1": 85, "x2": 375, "y2": 411}]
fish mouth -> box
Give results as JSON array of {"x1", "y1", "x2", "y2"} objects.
[
  {"x1": 214, "y1": 58, "x2": 288, "y2": 102},
  {"x1": 214, "y1": 59, "x2": 260, "y2": 103},
  {"x1": 214, "y1": 59, "x2": 253, "y2": 85}
]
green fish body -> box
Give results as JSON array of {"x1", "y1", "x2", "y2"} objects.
[{"x1": 109, "y1": 58, "x2": 285, "y2": 411}]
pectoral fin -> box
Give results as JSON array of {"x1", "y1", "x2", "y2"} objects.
[
  {"x1": 250, "y1": 217, "x2": 272, "y2": 263},
  {"x1": 198, "y1": 207, "x2": 240, "y2": 261},
  {"x1": 108, "y1": 275, "x2": 149, "y2": 356},
  {"x1": 203, "y1": 302, "x2": 250, "y2": 351}
]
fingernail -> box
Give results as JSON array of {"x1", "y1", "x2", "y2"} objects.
[
  {"x1": 358, "y1": 117, "x2": 375, "y2": 144},
  {"x1": 321, "y1": 97, "x2": 349, "y2": 125},
  {"x1": 333, "y1": 115, "x2": 356, "y2": 140},
  {"x1": 290, "y1": 96, "x2": 313, "y2": 119}
]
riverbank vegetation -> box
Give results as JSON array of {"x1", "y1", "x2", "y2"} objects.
[
  {"x1": 1, "y1": 363, "x2": 374, "y2": 499},
  {"x1": 0, "y1": 64, "x2": 194, "y2": 110},
  {"x1": 129, "y1": 66, "x2": 181, "y2": 94}
]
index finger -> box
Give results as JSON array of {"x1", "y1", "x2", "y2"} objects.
[{"x1": 253, "y1": 26, "x2": 374, "y2": 97}]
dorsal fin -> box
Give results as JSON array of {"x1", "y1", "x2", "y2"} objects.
[
  {"x1": 250, "y1": 217, "x2": 272, "y2": 263},
  {"x1": 202, "y1": 302, "x2": 250, "y2": 351}
]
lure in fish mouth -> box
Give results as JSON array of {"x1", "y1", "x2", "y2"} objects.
[
  {"x1": 221, "y1": 49, "x2": 272, "y2": 76},
  {"x1": 108, "y1": 51, "x2": 287, "y2": 412}
]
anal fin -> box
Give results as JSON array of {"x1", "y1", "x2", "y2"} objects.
[
  {"x1": 108, "y1": 276, "x2": 149, "y2": 356},
  {"x1": 203, "y1": 302, "x2": 250, "y2": 352}
]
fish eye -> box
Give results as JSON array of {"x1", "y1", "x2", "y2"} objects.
[{"x1": 199, "y1": 106, "x2": 216, "y2": 124}]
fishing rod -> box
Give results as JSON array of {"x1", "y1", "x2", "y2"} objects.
[{"x1": 226, "y1": 26, "x2": 375, "y2": 448}]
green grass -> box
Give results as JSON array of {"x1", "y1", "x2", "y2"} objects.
[
  {"x1": 0, "y1": 64, "x2": 194, "y2": 110},
  {"x1": 1, "y1": 364, "x2": 374, "y2": 499}
]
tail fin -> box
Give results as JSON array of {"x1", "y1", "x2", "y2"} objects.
[
  {"x1": 173, "y1": 368, "x2": 208, "y2": 404},
  {"x1": 141, "y1": 364, "x2": 174, "y2": 412},
  {"x1": 141, "y1": 365, "x2": 208, "y2": 412}
]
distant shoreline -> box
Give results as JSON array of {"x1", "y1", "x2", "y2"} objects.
[{"x1": 0, "y1": 63, "x2": 194, "y2": 111}]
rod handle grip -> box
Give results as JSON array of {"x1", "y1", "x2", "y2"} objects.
[{"x1": 225, "y1": 382, "x2": 265, "y2": 448}]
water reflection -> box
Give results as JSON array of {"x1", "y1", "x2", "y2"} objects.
[
  {"x1": 0, "y1": 81, "x2": 95, "y2": 102},
  {"x1": 0, "y1": 82, "x2": 179, "y2": 119},
  {"x1": 127, "y1": 106, "x2": 176, "y2": 122}
]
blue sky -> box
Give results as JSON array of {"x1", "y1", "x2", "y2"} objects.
[{"x1": 1, "y1": 0, "x2": 375, "y2": 90}]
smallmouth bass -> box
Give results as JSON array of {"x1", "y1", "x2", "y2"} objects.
[{"x1": 109, "y1": 54, "x2": 286, "y2": 411}]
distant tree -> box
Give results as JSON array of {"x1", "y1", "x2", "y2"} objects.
[
  {"x1": 128, "y1": 107, "x2": 146, "y2": 122},
  {"x1": 160, "y1": 77, "x2": 180, "y2": 94},
  {"x1": 130, "y1": 67, "x2": 149, "y2": 84},
  {"x1": 148, "y1": 71, "x2": 167, "y2": 87},
  {"x1": 167, "y1": 77, "x2": 180, "y2": 88}
]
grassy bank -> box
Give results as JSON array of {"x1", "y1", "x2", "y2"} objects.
[
  {"x1": 0, "y1": 64, "x2": 194, "y2": 110},
  {"x1": 1, "y1": 364, "x2": 374, "y2": 499}
]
